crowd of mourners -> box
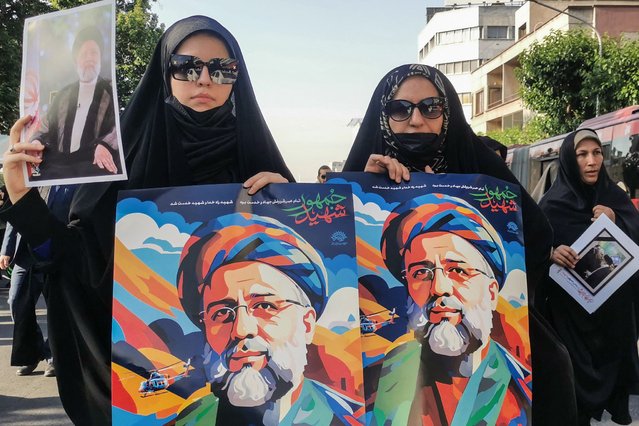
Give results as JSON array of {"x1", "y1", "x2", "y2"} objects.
[{"x1": 2, "y1": 15, "x2": 639, "y2": 426}]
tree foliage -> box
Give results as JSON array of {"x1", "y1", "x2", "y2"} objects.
[
  {"x1": 0, "y1": 0, "x2": 163, "y2": 134},
  {"x1": 595, "y1": 37, "x2": 639, "y2": 113},
  {"x1": 517, "y1": 29, "x2": 639, "y2": 135},
  {"x1": 484, "y1": 116, "x2": 549, "y2": 147},
  {"x1": 0, "y1": 1, "x2": 53, "y2": 134},
  {"x1": 114, "y1": 1, "x2": 163, "y2": 109}
]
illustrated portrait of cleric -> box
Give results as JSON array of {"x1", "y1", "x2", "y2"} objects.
[
  {"x1": 377, "y1": 193, "x2": 531, "y2": 425},
  {"x1": 30, "y1": 26, "x2": 120, "y2": 181},
  {"x1": 175, "y1": 213, "x2": 360, "y2": 425}
]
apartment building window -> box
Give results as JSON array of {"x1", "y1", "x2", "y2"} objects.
[
  {"x1": 436, "y1": 60, "x2": 479, "y2": 75},
  {"x1": 518, "y1": 24, "x2": 526, "y2": 39},
  {"x1": 446, "y1": 62, "x2": 454, "y2": 74},
  {"x1": 458, "y1": 92, "x2": 472, "y2": 105},
  {"x1": 485, "y1": 26, "x2": 514, "y2": 39},
  {"x1": 434, "y1": 26, "x2": 481, "y2": 46},
  {"x1": 475, "y1": 90, "x2": 485, "y2": 115},
  {"x1": 503, "y1": 111, "x2": 524, "y2": 129}
]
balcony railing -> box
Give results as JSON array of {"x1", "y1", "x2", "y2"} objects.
[{"x1": 486, "y1": 92, "x2": 521, "y2": 111}]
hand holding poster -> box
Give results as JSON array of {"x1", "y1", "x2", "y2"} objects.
[
  {"x1": 549, "y1": 214, "x2": 639, "y2": 314},
  {"x1": 112, "y1": 183, "x2": 364, "y2": 425},
  {"x1": 330, "y1": 172, "x2": 532, "y2": 426},
  {"x1": 20, "y1": 0, "x2": 126, "y2": 186}
]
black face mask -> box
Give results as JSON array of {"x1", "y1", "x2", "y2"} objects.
[
  {"x1": 165, "y1": 95, "x2": 233, "y2": 125},
  {"x1": 392, "y1": 133, "x2": 443, "y2": 171}
]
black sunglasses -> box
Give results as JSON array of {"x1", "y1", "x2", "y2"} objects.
[
  {"x1": 169, "y1": 54, "x2": 239, "y2": 84},
  {"x1": 385, "y1": 97, "x2": 445, "y2": 122},
  {"x1": 320, "y1": 174, "x2": 326, "y2": 179}
]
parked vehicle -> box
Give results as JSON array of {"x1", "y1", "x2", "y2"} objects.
[{"x1": 507, "y1": 106, "x2": 639, "y2": 201}]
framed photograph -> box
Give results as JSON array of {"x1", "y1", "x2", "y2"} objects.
[
  {"x1": 20, "y1": 0, "x2": 126, "y2": 186},
  {"x1": 549, "y1": 214, "x2": 639, "y2": 313}
]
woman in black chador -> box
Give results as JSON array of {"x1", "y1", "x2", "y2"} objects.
[
  {"x1": 2, "y1": 16, "x2": 292, "y2": 425},
  {"x1": 344, "y1": 63, "x2": 578, "y2": 425},
  {"x1": 540, "y1": 129, "x2": 639, "y2": 425}
]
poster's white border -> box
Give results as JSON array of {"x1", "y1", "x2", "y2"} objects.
[
  {"x1": 549, "y1": 214, "x2": 639, "y2": 313},
  {"x1": 20, "y1": 0, "x2": 127, "y2": 187}
]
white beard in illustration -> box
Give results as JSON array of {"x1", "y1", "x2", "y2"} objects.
[
  {"x1": 407, "y1": 292, "x2": 494, "y2": 357},
  {"x1": 202, "y1": 327, "x2": 308, "y2": 407}
]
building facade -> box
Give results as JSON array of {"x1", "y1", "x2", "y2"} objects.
[
  {"x1": 419, "y1": 1, "x2": 639, "y2": 131},
  {"x1": 417, "y1": 2, "x2": 523, "y2": 121},
  {"x1": 467, "y1": 0, "x2": 639, "y2": 134}
]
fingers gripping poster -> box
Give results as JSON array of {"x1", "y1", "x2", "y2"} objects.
[
  {"x1": 112, "y1": 183, "x2": 365, "y2": 425},
  {"x1": 329, "y1": 172, "x2": 532, "y2": 426}
]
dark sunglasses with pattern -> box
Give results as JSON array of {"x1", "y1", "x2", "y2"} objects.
[
  {"x1": 169, "y1": 54, "x2": 239, "y2": 84},
  {"x1": 385, "y1": 97, "x2": 445, "y2": 122}
]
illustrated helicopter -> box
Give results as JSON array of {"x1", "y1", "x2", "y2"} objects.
[
  {"x1": 137, "y1": 358, "x2": 192, "y2": 397},
  {"x1": 360, "y1": 308, "x2": 398, "y2": 335}
]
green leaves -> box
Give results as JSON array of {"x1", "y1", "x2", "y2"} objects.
[
  {"x1": 0, "y1": 0, "x2": 53, "y2": 134},
  {"x1": 517, "y1": 29, "x2": 639, "y2": 135},
  {"x1": 485, "y1": 116, "x2": 549, "y2": 147},
  {"x1": 115, "y1": 0, "x2": 164, "y2": 109}
]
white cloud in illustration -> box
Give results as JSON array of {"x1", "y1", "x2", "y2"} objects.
[{"x1": 116, "y1": 213, "x2": 191, "y2": 254}]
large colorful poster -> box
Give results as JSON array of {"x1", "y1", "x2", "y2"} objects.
[
  {"x1": 112, "y1": 183, "x2": 364, "y2": 425},
  {"x1": 329, "y1": 172, "x2": 532, "y2": 426}
]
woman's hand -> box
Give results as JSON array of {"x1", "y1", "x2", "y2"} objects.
[
  {"x1": 551, "y1": 245, "x2": 578, "y2": 269},
  {"x1": 592, "y1": 205, "x2": 615, "y2": 222},
  {"x1": 3, "y1": 115, "x2": 44, "y2": 204},
  {"x1": 243, "y1": 172, "x2": 288, "y2": 195},
  {"x1": 364, "y1": 154, "x2": 410, "y2": 183}
]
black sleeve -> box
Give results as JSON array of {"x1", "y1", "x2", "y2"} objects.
[
  {"x1": 520, "y1": 188, "x2": 553, "y2": 306},
  {"x1": 0, "y1": 188, "x2": 66, "y2": 248}
]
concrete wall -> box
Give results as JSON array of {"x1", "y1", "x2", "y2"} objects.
[{"x1": 596, "y1": 6, "x2": 639, "y2": 38}]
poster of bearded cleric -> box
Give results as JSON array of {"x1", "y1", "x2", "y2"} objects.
[
  {"x1": 111, "y1": 183, "x2": 365, "y2": 425},
  {"x1": 329, "y1": 172, "x2": 532, "y2": 426},
  {"x1": 20, "y1": 0, "x2": 126, "y2": 186}
]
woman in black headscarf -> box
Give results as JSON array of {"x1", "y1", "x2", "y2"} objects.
[
  {"x1": 2, "y1": 16, "x2": 292, "y2": 425},
  {"x1": 344, "y1": 63, "x2": 578, "y2": 424},
  {"x1": 540, "y1": 129, "x2": 639, "y2": 425}
]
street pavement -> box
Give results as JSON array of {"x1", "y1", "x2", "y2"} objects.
[
  {"x1": 1, "y1": 281, "x2": 639, "y2": 425},
  {"x1": 0, "y1": 284, "x2": 70, "y2": 425}
]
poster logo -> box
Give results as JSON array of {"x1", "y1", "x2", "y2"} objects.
[
  {"x1": 470, "y1": 185, "x2": 518, "y2": 213},
  {"x1": 331, "y1": 231, "x2": 348, "y2": 245},
  {"x1": 283, "y1": 189, "x2": 349, "y2": 226},
  {"x1": 507, "y1": 222, "x2": 519, "y2": 234}
]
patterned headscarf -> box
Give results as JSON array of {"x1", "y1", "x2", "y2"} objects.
[
  {"x1": 381, "y1": 193, "x2": 506, "y2": 289},
  {"x1": 177, "y1": 212, "x2": 328, "y2": 326},
  {"x1": 379, "y1": 64, "x2": 450, "y2": 173}
]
